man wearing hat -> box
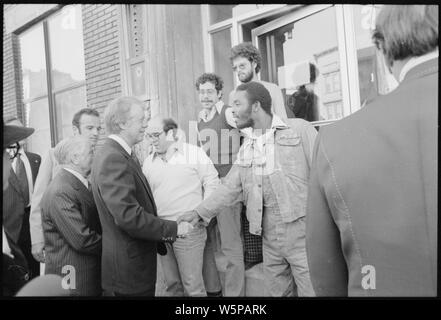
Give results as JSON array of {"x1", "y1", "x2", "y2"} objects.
[{"x1": 3, "y1": 121, "x2": 35, "y2": 295}]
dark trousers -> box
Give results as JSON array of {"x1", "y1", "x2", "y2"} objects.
[{"x1": 18, "y1": 207, "x2": 40, "y2": 279}]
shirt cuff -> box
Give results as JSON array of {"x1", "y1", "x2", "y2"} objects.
[{"x1": 195, "y1": 205, "x2": 212, "y2": 225}]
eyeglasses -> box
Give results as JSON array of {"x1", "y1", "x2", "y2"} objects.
[
  {"x1": 146, "y1": 131, "x2": 164, "y2": 139},
  {"x1": 7, "y1": 143, "x2": 20, "y2": 160}
]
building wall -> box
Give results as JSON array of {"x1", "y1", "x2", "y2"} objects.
[
  {"x1": 82, "y1": 4, "x2": 122, "y2": 116},
  {"x1": 3, "y1": 20, "x2": 23, "y2": 122}
]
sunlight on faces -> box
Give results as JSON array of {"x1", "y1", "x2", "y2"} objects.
[
  {"x1": 232, "y1": 57, "x2": 256, "y2": 83},
  {"x1": 198, "y1": 82, "x2": 221, "y2": 110},
  {"x1": 232, "y1": 90, "x2": 254, "y2": 129}
]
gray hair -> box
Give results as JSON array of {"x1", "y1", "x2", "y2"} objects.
[
  {"x1": 54, "y1": 136, "x2": 91, "y2": 165},
  {"x1": 104, "y1": 96, "x2": 144, "y2": 134}
]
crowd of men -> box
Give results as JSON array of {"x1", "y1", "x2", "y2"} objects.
[{"x1": 2, "y1": 5, "x2": 438, "y2": 297}]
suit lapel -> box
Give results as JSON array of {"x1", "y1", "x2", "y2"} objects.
[
  {"x1": 8, "y1": 169, "x2": 24, "y2": 200},
  {"x1": 26, "y1": 152, "x2": 41, "y2": 184},
  {"x1": 106, "y1": 139, "x2": 157, "y2": 211}
]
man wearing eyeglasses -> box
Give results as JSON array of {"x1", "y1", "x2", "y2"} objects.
[
  {"x1": 195, "y1": 73, "x2": 245, "y2": 297},
  {"x1": 29, "y1": 108, "x2": 101, "y2": 266},
  {"x1": 143, "y1": 116, "x2": 219, "y2": 296},
  {"x1": 3, "y1": 118, "x2": 41, "y2": 281}
]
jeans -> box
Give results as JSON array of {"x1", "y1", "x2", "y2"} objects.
[
  {"x1": 159, "y1": 223, "x2": 207, "y2": 297},
  {"x1": 261, "y1": 175, "x2": 315, "y2": 297}
]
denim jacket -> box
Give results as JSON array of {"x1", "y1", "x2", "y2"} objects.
[{"x1": 196, "y1": 117, "x2": 317, "y2": 235}]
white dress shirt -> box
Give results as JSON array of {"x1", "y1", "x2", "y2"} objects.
[
  {"x1": 143, "y1": 142, "x2": 220, "y2": 221},
  {"x1": 108, "y1": 134, "x2": 132, "y2": 155},
  {"x1": 12, "y1": 148, "x2": 33, "y2": 207},
  {"x1": 399, "y1": 49, "x2": 439, "y2": 82}
]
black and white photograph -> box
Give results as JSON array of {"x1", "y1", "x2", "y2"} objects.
[{"x1": 2, "y1": 3, "x2": 438, "y2": 306}]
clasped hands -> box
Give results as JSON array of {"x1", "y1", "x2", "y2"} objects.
[{"x1": 176, "y1": 210, "x2": 201, "y2": 238}]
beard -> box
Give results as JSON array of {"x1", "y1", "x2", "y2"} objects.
[
  {"x1": 236, "y1": 116, "x2": 254, "y2": 129},
  {"x1": 239, "y1": 70, "x2": 254, "y2": 83}
]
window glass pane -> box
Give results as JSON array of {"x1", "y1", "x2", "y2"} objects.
[
  {"x1": 209, "y1": 5, "x2": 235, "y2": 24},
  {"x1": 258, "y1": 6, "x2": 345, "y2": 123},
  {"x1": 48, "y1": 5, "x2": 86, "y2": 90},
  {"x1": 211, "y1": 28, "x2": 234, "y2": 104},
  {"x1": 351, "y1": 5, "x2": 398, "y2": 108},
  {"x1": 54, "y1": 85, "x2": 87, "y2": 141},
  {"x1": 25, "y1": 98, "x2": 51, "y2": 155},
  {"x1": 20, "y1": 24, "x2": 48, "y2": 100}
]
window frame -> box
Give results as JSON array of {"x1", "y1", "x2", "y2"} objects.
[{"x1": 19, "y1": 4, "x2": 87, "y2": 148}]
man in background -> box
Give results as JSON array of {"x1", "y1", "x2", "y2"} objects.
[{"x1": 3, "y1": 118, "x2": 41, "y2": 280}]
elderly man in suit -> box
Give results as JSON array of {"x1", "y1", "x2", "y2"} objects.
[
  {"x1": 30, "y1": 108, "x2": 101, "y2": 264},
  {"x1": 41, "y1": 136, "x2": 102, "y2": 296},
  {"x1": 306, "y1": 5, "x2": 438, "y2": 296},
  {"x1": 91, "y1": 96, "x2": 189, "y2": 296},
  {"x1": 3, "y1": 118, "x2": 41, "y2": 280}
]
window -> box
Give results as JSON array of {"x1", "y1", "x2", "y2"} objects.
[
  {"x1": 19, "y1": 4, "x2": 87, "y2": 155},
  {"x1": 350, "y1": 4, "x2": 398, "y2": 108}
]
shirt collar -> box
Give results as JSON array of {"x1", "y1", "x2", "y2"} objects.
[
  {"x1": 249, "y1": 114, "x2": 288, "y2": 139},
  {"x1": 63, "y1": 168, "x2": 89, "y2": 188},
  {"x1": 214, "y1": 100, "x2": 224, "y2": 114},
  {"x1": 152, "y1": 141, "x2": 183, "y2": 161},
  {"x1": 109, "y1": 134, "x2": 132, "y2": 155},
  {"x1": 399, "y1": 49, "x2": 439, "y2": 82}
]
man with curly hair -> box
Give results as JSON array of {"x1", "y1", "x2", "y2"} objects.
[
  {"x1": 195, "y1": 72, "x2": 245, "y2": 296},
  {"x1": 228, "y1": 42, "x2": 288, "y2": 121}
]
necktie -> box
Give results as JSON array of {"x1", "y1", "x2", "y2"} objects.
[{"x1": 15, "y1": 153, "x2": 30, "y2": 205}]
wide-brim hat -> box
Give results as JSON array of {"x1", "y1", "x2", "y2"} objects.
[{"x1": 3, "y1": 121, "x2": 35, "y2": 149}]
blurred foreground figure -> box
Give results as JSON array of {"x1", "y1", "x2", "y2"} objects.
[{"x1": 306, "y1": 5, "x2": 438, "y2": 296}]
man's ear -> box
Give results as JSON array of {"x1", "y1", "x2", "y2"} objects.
[
  {"x1": 72, "y1": 126, "x2": 80, "y2": 136},
  {"x1": 165, "y1": 129, "x2": 175, "y2": 142},
  {"x1": 252, "y1": 101, "x2": 261, "y2": 113}
]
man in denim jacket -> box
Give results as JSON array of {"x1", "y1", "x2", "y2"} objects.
[{"x1": 179, "y1": 81, "x2": 316, "y2": 296}]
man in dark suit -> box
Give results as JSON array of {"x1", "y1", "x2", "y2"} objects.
[
  {"x1": 41, "y1": 136, "x2": 102, "y2": 296},
  {"x1": 91, "y1": 96, "x2": 185, "y2": 296},
  {"x1": 3, "y1": 118, "x2": 41, "y2": 280},
  {"x1": 306, "y1": 5, "x2": 438, "y2": 296},
  {"x1": 3, "y1": 121, "x2": 35, "y2": 295}
]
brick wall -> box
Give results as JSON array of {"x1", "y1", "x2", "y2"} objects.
[
  {"x1": 82, "y1": 4, "x2": 122, "y2": 115},
  {"x1": 3, "y1": 19, "x2": 23, "y2": 122}
]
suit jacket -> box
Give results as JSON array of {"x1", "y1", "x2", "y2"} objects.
[
  {"x1": 90, "y1": 138, "x2": 177, "y2": 295},
  {"x1": 41, "y1": 169, "x2": 102, "y2": 296},
  {"x1": 3, "y1": 151, "x2": 41, "y2": 269},
  {"x1": 306, "y1": 58, "x2": 438, "y2": 297}
]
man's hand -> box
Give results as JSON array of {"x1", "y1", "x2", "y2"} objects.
[
  {"x1": 177, "y1": 211, "x2": 200, "y2": 227},
  {"x1": 32, "y1": 243, "x2": 45, "y2": 263},
  {"x1": 177, "y1": 222, "x2": 194, "y2": 238}
]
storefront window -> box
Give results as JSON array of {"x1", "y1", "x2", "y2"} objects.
[
  {"x1": 48, "y1": 5, "x2": 86, "y2": 91},
  {"x1": 257, "y1": 6, "x2": 344, "y2": 122},
  {"x1": 19, "y1": 4, "x2": 86, "y2": 155},
  {"x1": 20, "y1": 25, "x2": 47, "y2": 100},
  {"x1": 351, "y1": 4, "x2": 398, "y2": 108}
]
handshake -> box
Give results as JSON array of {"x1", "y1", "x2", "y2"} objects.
[{"x1": 176, "y1": 210, "x2": 202, "y2": 238}]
